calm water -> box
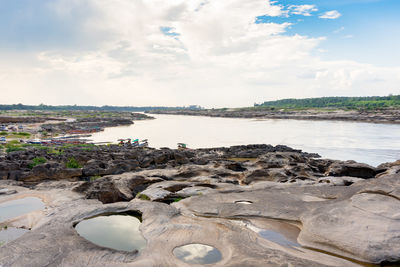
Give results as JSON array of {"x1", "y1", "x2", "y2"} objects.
[
  {"x1": 0, "y1": 227, "x2": 29, "y2": 245},
  {"x1": 0, "y1": 197, "x2": 45, "y2": 222},
  {"x1": 89, "y1": 114, "x2": 400, "y2": 166},
  {"x1": 75, "y1": 214, "x2": 146, "y2": 252},
  {"x1": 173, "y1": 244, "x2": 222, "y2": 265}
]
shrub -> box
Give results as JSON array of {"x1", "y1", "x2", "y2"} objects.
[
  {"x1": 28, "y1": 157, "x2": 47, "y2": 169},
  {"x1": 136, "y1": 193, "x2": 150, "y2": 201},
  {"x1": 6, "y1": 144, "x2": 24, "y2": 153},
  {"x1": 15, "y1": 132, "x2": 30, "y2": 137},
  {"x1": 90, "y1": 175, "x2": 102, "y2": 182},
  {"x1": 0, "y1": 131, "x2": 7, "y2": 136},
  {"x1": 65, "y1": 157, "x2": 82, "y2": 169},
  {"x1": 173, "y1": 197, "x2": 183, "y2": 202}
]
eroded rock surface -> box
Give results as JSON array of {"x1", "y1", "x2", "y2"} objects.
[{"x1": 0, "y1": 144, "x2": 399, "y2": 266}]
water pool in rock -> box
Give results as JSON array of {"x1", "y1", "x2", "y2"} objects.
[
  {"x1": 244, "y1": 219, "x2": 301, "y2": 248},
  {"x1": 0, "y1": 197, "x2": 45, "y2": 222},
  {"x1": 235, "y1": 200, "x2": 253, "y2": 205},
  {"x1": 75, "y1": 213, "x2": 146, "y2": 252},
  {"x1": 173, "y1": 244, "x2": 222, "y2": 265},
  {"x1": 0, "y1": 227, "x2": 29, "y2": 246}
]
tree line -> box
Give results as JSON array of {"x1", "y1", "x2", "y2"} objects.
[
  {"x1": 254, "y1": 95, "x2": 400, "y2": 109},
  {"x1": 0, "y1": 104, "x2": 203, "y2": 112}
]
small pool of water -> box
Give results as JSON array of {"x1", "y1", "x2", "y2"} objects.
[
  {"x1": 75, "y1": 213, "x2": 146, "y2": 252},
  {"x1": 0, "y1": 227, "x2": 29, "y2": 246},
  {"x1": 173, "y1": 244, "x2": 222, "y2": 265},
  {"x1": 258, "y1": 230, "x2": 301, "y2": 248},
  {"x1": 244, "y1": 219, "x2": 301, "y2": 249},
  {"x1": 235, "y1": 200, "x2": 253, "y2": 205},
  {"x1": 0, "y1": 197, "x2": 45, "y2": 222}
]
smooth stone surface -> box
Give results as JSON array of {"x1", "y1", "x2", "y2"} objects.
[
  {"x1": 173, "y1": 244, "x2": 222, "y2": 265},
  {"x1": 75, "y1": 214, "x2": 146, "y2": 252},
  {"x1": 0, "y1": 197, "x2": 45, "y2": 222}
]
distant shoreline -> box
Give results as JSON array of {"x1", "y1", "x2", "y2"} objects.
[{"x1": 147, "y1": 108, "x2": 400, "y2": 124}]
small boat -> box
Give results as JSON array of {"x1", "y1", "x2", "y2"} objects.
[
  {"x1": 139, "y1": 140, "x2": 148, "y2": 147},
  {"x1": 27, "y1": 139, "x2": 42, "y2": 144},
  {"x1": 178, "y1": 143, "x2": 188, "y2": 150}
]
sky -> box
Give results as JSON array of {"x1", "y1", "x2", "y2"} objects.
[{"x1": 0, "y1": 0, "x2": 399, "y2": 108}]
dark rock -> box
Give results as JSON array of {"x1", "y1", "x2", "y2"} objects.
[{"x1": 326, "y1": 162, "x2": 377, "y2": 179}]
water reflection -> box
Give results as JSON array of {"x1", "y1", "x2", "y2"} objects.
[
  {"x1": 75, "y1": 214, "x2": 146, "y2": 252},
  {"x1": 258, "y1": 230, "x2": 300, "y2": 248},
  {"x1": 244, "y1": 219, "x2": 301, "y2": 248},
  {"x1": 88, "y1": 114, "x2": 400, "y2": 166},
  {"x1": 0, "y1": 197, "x2": 45, "y2": 222},
  {"x1": 173, "y1": 244, "x2": 222, "y2": 265}
]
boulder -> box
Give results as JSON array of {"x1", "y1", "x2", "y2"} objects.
[{"x1": 325, "y1": 162, "x2": 377, "y2": 178}]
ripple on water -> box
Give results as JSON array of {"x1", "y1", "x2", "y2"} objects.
[
  {"x1": 75, "y1": 213, "x2": 146, "y2": 252},
  {"x1": 0, "y1": 197, "x2": 45, "y2": 222},
  {"x1": 173, "y1": 244, "x2": 222, "y2": 265}
]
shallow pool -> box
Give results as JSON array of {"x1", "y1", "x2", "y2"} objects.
[
  {"x1": 173, "y1": 243, "x2": 222, "y2": 265},
  {"x1": 0, "y1": 227, "x2": 29, "y2": 246},
  {"x1": 75, "y1": 213, "x2": 146, "y2": 252},
  {"x1": 0, "y1": 197, "x2": 45, "y2": 222}
]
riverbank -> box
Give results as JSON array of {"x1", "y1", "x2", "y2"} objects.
[
  {"x1": 0, "y1": 144, "x2": 399, "y2": 266},
  {"x1": 148, "y1": 108, "x2": 400, "y2": 124},
  {"x1": 0, "y1": 110, "x2": 154, "y2": 142}
]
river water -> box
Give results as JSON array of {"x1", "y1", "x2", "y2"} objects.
[{"x1": 88, "y1": 114, "x2": 400, "y2": 166}]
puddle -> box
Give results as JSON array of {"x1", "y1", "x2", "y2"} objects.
[
  {"x1": 245, "y1": 221, "x2": 301, "y2": 248},
  {"x1": 242, "y1": 219, "x2": 388, "y2": 267},
  {"x1": 0, "y1": 197, "x2": 45, "y2": 222},
  {"x1": 173, "y1": 244, "x2": 222, "y2": 265},
  {"x1": 0, "y1": 227, "x2": 29, "y2": 246},
  {"x1": 235, "y1": 200, "x2": 253, "y2": 205},
  {"x1": 75, "y1": 212, "x2": 146, "y2": 252}
]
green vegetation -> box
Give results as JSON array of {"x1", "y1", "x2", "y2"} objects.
[
  {"x1": 5, "y1": 141, "x2": 25, "y2": 153},
  {"x1": 90, "y1": 175, "x2": 102, "y2": 182},
  {"x1": 65, "y1": 157, "x2": 82, "y2": 169},
  {"x1": 0, "y1": 104, "x2": 203, "y2": 112},
  {"x1": 28, "y1": 157, "x2": 47, "y2": 169},
  {"x1": 173, "y1": 197, "x2": 183, "y2": 202},
  {"x1": 136, "y1": 193, "x2": 151, "y2": 201},
  {"x1": 0, "y1": 131, "x2": 31, "y2": 138},
  {"x1": 254, "y1": 95, "x2": 400, "y2": 110}
]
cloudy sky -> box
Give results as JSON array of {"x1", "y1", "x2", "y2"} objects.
[{"x1": 1, "y1": 0, "x2": 399, "y2": 107}]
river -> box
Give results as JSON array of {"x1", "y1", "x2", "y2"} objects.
[{"x1": 88, "y1": 114, "x2": 400, "y2": 166}]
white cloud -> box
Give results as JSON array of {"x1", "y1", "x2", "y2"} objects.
[
  {"x1": 288, "y1": 5, "x2": 318, "y2": 16},
  {"x1": 0, "y1": 0, "x2": 398, "y2": 108},
  {"x1": 333, "y1": 26, "x2": 345, "y2": 34},
  {"x1": 319, "y1": 10, "x2": 342, "y2": 19}
]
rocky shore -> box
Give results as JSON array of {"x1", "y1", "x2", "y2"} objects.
[
  {"x1": 40, "y1": 112, "x2": 153, "y2": 135},
  {"x1": 148, "y1": 108, "x2": 400, "y2": 124},
  {"x1": 0, "y1": 144, "x2": 399, "y2": 266}
]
